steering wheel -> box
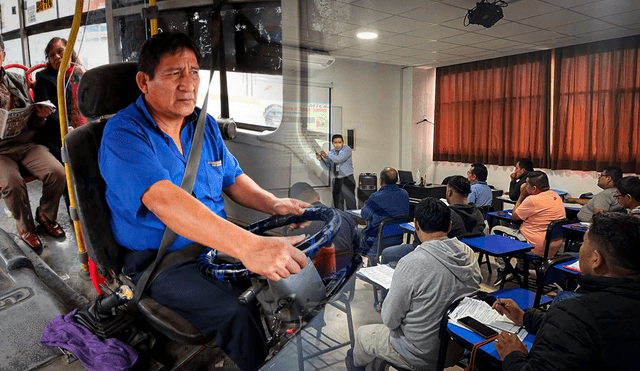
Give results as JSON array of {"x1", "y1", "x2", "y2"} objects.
[{"x1": 197, "y1": 206, "x2": 342, "y2": 282}]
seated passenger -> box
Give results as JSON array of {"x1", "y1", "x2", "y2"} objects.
[
  {"x1": 0, "y1": 35, "x2": 64, "y2": 250},
  {"x1": 380, "y1": 175, "x2": 484, "y2": 265},
  {"x1": 506, "y1": 158, "x2": 533, "y2": 201},
  {"x1": 99, "y1": 32, "x2": 310, "y2": 371},
  {"x1": 614, "y1": 175, "x2": 640, "y2": 217},
  {"x1": 356, "y1": 167, "x2": 409, "y2": 255},
  {"x1": 346, "y1": 198, "x2": 482, "y2": 371},
  {"x1": 34, "y1": 37, "x2": 85, "y2": 164},
  {"x1": 492, "y1": 212, "x2": 640, "y2": 371},
  {"x1": 565, "y1": 166, "x2": 623, "y2": 222},
  {"x1": 491, "y1": 171, "x2": 565, "y2": 284},
  {"x1": 467, "y1": 163, "x2": 492, "y2": 207},
  {"x1": 285, "y1": 181, "x2": 357, "y2": 270}
]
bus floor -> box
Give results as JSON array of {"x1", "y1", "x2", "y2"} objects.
[{"x1": 0, "y1": 180, "x2": 98, "y2": 302}]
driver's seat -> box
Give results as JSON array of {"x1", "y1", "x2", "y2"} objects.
[{"x1": 65, "y1": 62, "x2": 206, "y2": 344}]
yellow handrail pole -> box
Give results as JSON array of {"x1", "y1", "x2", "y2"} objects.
[
  {"x1": 57, "y1": 0, "x2": 87, "y2": 274},
  {"x1": 149, "y1": 0, "x2": 158, "y2": 36}
]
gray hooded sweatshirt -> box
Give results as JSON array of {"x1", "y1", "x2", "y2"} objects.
[{"x1": 381, "y1": 237, "x2": 482, "y2": 370}]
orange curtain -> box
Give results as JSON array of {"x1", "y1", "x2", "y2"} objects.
[
  {"x1": 434, "y1": 51, "x2": 550, "y2": 167},
  {"x1": 552, "y1": 36, "x2": 640, "y2": 173}
]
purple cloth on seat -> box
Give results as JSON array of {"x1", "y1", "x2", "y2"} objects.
[{"x1": 40, "y1": 309, "x2": 137, "y2": 371}]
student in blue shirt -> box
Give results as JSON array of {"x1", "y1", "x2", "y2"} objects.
[
  {"x1": 317, "y1": 134, "x2": 356, "y2": 210},
  {"x1": 467, "y1": 162, "x2": 493, "y2": 207},
  {"x1": 99, "y1": 32, "x2": 310, "y2": 371}
]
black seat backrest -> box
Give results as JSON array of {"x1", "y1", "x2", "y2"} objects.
[
  {"x1": 540, "y1": 218, "x2": 571, "y2": 260},
  {"x1": 77, "y1": 62, "x2": 139, "y2": 118},
  {"x1": 68, "y1": 62, "x2": 207, "y2": 345},
  {"x1": 374, "y1": 215, "x2": 410, "y2": 260},
  {"x1": 66, "y1": 61, "x2": 140, "y2": 271},
  {"x1": 66, "y1": 120, "x2": 122, "y2": 271}
]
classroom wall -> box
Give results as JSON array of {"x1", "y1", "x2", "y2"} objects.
[
  {"x1": 311, "y1": 56, "x2": 620, "y2": 206},
  {"x1": 309, "y1": 57, "x2": 405, "y2": 204}
]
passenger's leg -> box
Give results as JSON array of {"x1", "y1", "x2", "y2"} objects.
[
  {"x1": 342, "y1": 174, "x2": 357, "y2": 210},
  {"x1": 352, "y1": 324, "x2": 412, "y2": 370},
  {"x1": 380, "y1": 244, "x2": 415, "y2": 265},
  {"x1": 0, "y1": 154, "x2": 34, "y2": 232},
  {"x1": 21, "y1": 144, "x2": 66, "y2": 222},
  {"x1": 147, "y1": 261, "x2": 267, "y2": 371},
  {"x1": 333, "y1": 177, "x2": 345, "y2": 210}
]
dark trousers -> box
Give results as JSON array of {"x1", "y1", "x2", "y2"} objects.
[
  {"x1": 124, "y1": 250, "x2": 267, "y2": 371},
  {"x1": 333, "y1": 174, "x2": 356, "y2": 211}
]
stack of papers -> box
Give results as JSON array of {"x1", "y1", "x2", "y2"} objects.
[
  {"x1": 356, "y1": 265, "x2": 394, "y2": 290},
  {"x1": 449, "y1": 297, "x2": 528, "y2": 341}
]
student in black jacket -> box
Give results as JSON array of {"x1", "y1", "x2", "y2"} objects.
[
  {"x1": 492, "y1": 212, "x2": 640, "y2": 371},
  {"x1": 507, "y1": 158, "x2": 533, "y2": 201}
]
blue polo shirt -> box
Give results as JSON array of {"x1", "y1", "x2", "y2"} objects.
[
  {"x1": 468, "y1": 181, "x2": 493, "y2": 207},
  {"x1": 99, "y1": 94, "x2": 243, "y2": 252}
]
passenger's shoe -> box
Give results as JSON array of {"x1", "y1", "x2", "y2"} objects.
[
  {"x1": 345, "y1": 349, "x2": 366, "y2": 371},
  {"x1": 17, "y1": 224, "x2": 42, "y2": 249},
  {"x1": 36, "y1": 207, "x2": 65, "y2": 238},
  {"x1": 373, "y1": 301, "x2": 382, "y2": 313}
]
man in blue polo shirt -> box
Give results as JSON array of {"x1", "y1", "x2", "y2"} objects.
[
  {"x1": 99, "y1": 32, "x2": 309, "y2": 371},
  {"x1": 467, "y1": 163, "x2": 492, "y2": 207}
]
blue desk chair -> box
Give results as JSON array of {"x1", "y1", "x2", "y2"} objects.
[
  {"x1": 362, "y1": 215, "x2": 410, "y2": 305},
  {"x1": 525, "y1": 218, "x2": 571, "y2": 306}
]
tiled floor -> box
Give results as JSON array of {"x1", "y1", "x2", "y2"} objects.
[{"x1": 1, "y1": 181, "x2": 554, "y2": 370}]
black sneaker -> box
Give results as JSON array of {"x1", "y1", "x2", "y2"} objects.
[{"x1": 345, "y1": 349, "x2": 366, "y2": 371}]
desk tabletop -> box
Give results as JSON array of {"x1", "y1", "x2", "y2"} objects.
[
  {"x1": 554, "y1": 257, "x2": 580, "y2": 275},
  {"x1": 496, "y1": 195, "x2": 516, "y2": 204},
  {"x1": 448, "y1": 323, "x2": 535, "y2": 362},
  {"x1": 562, "y1": 222, "x2": 589, "y2": 233},
  {"x1": 461, "y1": 235, "x2": 533, "y2": 256},
  {"x1": 399, "y1": 222, "x2": 415, "y2": 233},
  {"x1": 487, "y1": 210, "x2": 515, "y2": 221}
]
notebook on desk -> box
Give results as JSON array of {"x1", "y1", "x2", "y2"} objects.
[{"x1": 563, "y1": 260, "x2": 581, "y2": 273}]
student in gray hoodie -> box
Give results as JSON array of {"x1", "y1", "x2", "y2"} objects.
[{"x1": 347, "y1": 197, "x2": 482, "y2": 371}]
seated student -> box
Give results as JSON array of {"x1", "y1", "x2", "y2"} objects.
[
  {"x1": 467, "y1": 163, "x2": 492, "y2": 207},
  {"x1": 346, "y1": 198, "x2": 482, "y2": 371},
  {"x1": 356, "y1": 167, "x2": 409, "y2": 255},
  {"x1": 491, "y1": 212, "x2": 640, "y2": 371},
  {"x1": 506, "y1": 158, "x2": 533, "y2": 201},
  {"x1": 285, "y1": 181, "x2": 358, "y2": 270},
  {"x1": 380, "y1": 176, "x2": 485, "y2": 265},
  {"x1": 491, "y1": 171, "x2": 565, "y2": 285},
  {"x1": 614, "y1": 175, "x2": 640, "y2": 217},
  {"x1": 565, "y1": 166, "x2": 623, "y2": 222},
  {"x1": 447, "y1": 175, "x2": 486, "y2": 238}
]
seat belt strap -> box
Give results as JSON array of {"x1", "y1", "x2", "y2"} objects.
[{"x1": 131, "y1": 69, "x2": 214, "y2": 308}]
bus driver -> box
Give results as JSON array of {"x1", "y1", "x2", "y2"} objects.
[{"x1": 99, "y1": 32, "x2": 310, "y2": 371}]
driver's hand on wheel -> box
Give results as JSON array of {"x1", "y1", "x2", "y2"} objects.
[
  {"x1": 272, "y1": 197, "x2": 313, "y2": 230},
  {"x1": 240, "y1": 235, "x2": 308, "y2": 281},
  {"x1": 272, "y1": 197, "x2": 310, "y2": 216}
]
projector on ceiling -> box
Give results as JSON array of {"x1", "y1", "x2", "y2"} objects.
[{"x1": 465, "y1": 0, "x2": 507, "y2": 28}]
